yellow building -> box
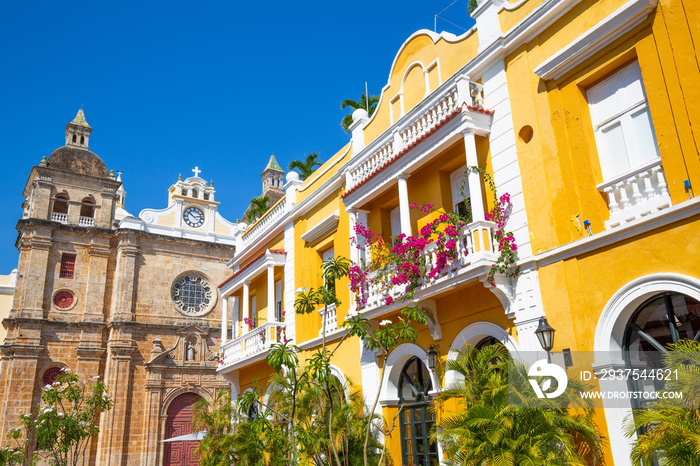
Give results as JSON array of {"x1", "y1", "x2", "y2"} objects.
[
  {"x1": 217, "y1": 0, "x2": 699, "y2": 464},
  {"x1": 0, "y1": 270, "x2": 17, "y2": 346}
]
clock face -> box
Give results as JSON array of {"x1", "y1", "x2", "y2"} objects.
[
  {"x1": 171, "y1": 273, "x2": 214, "y2": 315},
  {"x1": 183, "y1": 206, "x2": 205, "y2": 228}
]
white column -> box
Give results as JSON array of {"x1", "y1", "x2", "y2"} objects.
[
  {"x1": 348, "y1": 210, "x2": 358, "y2": 264},
  {"x1": 397, "y1": 174, "x2": 411, "y2": 236},
  {"x1": 242, "y1": 282, "x2": 250, "y2": 324},
  {"x1": 221, "y1": 295, "x2": 228, "y2": 343},
  {"x1": 267, "y1": 265, "x2": 275, "y2": 323},
  {"x1": 462, "y1": 130, "x2": 485, "y2": 221},
  {"x1": 357, "y1": 210, "x2": 370, "y2": 263},
  {"x1": 232, "y1": 296, "x2": 240, "y2": 339}
]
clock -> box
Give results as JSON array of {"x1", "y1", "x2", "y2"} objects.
[
  {"x1": 183, "y1": 206, "x2": 205, "y2": 228},
  {"x1": 171, "y1": 273, "x2": 214, "y2": 315}
]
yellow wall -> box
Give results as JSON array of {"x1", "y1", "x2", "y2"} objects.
[
  {"x1": 506, "y1": 0, "x2": 700, "y2": 253},
  {"x1": 363, "y1": 31, "x2": 479, "y2": 141},
  {"x1": 293, "y1": 187, "x2": 351, "y2": 344}
]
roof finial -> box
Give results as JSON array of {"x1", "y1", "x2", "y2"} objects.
[
  {"x1": 178, "y1": 173, "x2": 182, "y2": 180},
  {"x1": 192, "y1": 166, "x2": 201, "y2": 178}
]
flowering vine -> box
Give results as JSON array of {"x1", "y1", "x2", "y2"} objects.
[
  {"x1": 349, "y1": 166, "x2": 519, "y2": 308},
  {"x1": 243, "y1": 317, "x2": 255, "y2": 331},
  {"x1": 470, "y1": 166, "x2": 520, "y2": 285},
  {"x1": 350, "y1": 203, "x2": 465, "y2": 308}
]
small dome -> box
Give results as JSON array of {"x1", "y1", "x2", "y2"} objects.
[
  {"x1": 352, "y1": 108, "x2": 368, "y2": 123},
  {"x1": 285, "y1": 171, "x2": 300, "y2": 183},
  {"x1": 47, "y1": 146, "x2": 109, "y2": 178}
]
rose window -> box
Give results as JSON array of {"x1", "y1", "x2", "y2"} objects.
[
  {"x1": 53, "y1": 290, "x2": 75, "y2": 309},
  {"x1": 42, "y1": 367, "x2": 63, "y2": 386},
  {"x1": 171, "y1": 274, "x2": 213, "y2": 316}
]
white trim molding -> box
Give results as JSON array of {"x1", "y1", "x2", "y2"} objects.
[
  {"x1": 534, "y1": 0, "x2": 658, "y2": 80},
  {"x1": 592, "y1": 273, "x2": 700, "y2": 466},
  {"x1": 378, "y1": 343, "x2": 439, "y2": 407},
  {"x1": 444, "y1": 322, "x2": 520, "y2": 387},
  {"x1": 300, "y1": 210, "x2": 339, "y2": 244}
]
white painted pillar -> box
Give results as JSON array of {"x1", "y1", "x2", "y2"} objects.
[
  {"x1": 462, "y1": 130, "x2": 486, "y2": 221},
  {"x1": 267, "y1": 265, "x2": 275, "y2": 324},
  {"x1": 242, "y1": 282, "x2": 250, "y2": 325},
  {"x1": 357, "y1": 210, "x2": 370, "y2": 263},
  {"x1": 232, "y1": 296, "x2": 240, "y2": 339},
  {"x1": 359, "y1": 338, "x2": 382, "y2": 418},
  {"x1": 221, "y1": 295, "x2": 228, "y2": 343},
  {"x1": 348, "y1": 210, "x2": 358, "y2": 264},
  {"x1": 397, "y1": 174, "x2": 411, "y2": 236}
]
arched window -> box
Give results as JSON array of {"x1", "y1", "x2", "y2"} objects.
[
  {"x1": 624, "y1": 292, "x2": 700, "y2": 409},
  {"x1": 80, "y1": 135, "x2": 85, "y2": 144},
  {"x1": 398, "y1": 357, "x2": 438, "y2": 466},
  {"x1": 72, "y1": 134, "x2": 77, "y2": 143},
  {"x1": 192, "y1": 189, "x2": 198, "y2": 198},
  {"x1": 475, "y1": 335, "x2": 501, "y2": 350},
  {"x1": 80, "y1": 198, "x2": 95, "y2": 218},
  {"x1": 52, "y1": 194, "x2": 69, "y2": 214}
]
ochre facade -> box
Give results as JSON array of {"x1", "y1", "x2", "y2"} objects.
[{"x1": 217, "y1": 1, "x2": 700, "y2": 465}]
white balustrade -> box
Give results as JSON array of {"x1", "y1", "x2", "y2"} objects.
[
  {"x1": 318, "y1": 303, "x2": 337, "y2": 336},
  {"x1": 51, "y1": 213, "x2": 68, "y2": 224},
  {"x1": 78, "y1": 216, "x2": 95, "y2": 226},
  {"x1": 219, "y1": 321, "x2": 287, "y2": 368},
  {"x1": 355, "y1": 220, "x2": 498, "y2": 312},
  {"x1": 346, "y1": 78, "x2": 485, "y2": 194},
  {"x1": 598, "y1": 159, "x2": 671, "y2": 229},
  {"x1": 241, "y1": 198, "x2": 289, "y2": 249}
]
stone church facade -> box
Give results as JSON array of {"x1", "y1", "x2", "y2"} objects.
[{"x1": 0, "y1": 110, "x2": 241, "y2": 465}]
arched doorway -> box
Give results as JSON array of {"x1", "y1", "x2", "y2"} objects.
[
  {"x1": 164, "y1": 393, "x2": 202, "y2": 466},
  {"x1": 398, "y1": 357, "x2": 438, "y2": 466},
  {"x1": 623, "y1": 292, "x2": 700, "y2": 409}
]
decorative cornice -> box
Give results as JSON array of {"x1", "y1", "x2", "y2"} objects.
[
  {"x1": 534, "y1": 0, "x2": 658, "y2": 80},
  {"x1": 300, "y1": 211, "x2": 340, "y2": 244},
  {"x1": 525, "y1": 197, "x2": 700, "y2": 268},
  {"x1": 219, "y1": 249, "x2": 286, "y2": 289}
]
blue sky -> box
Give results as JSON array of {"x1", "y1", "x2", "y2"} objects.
[{"x1": 0, "y1": 1, "x2": 475, "y2": 273}]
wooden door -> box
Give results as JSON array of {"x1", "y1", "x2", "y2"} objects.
[{"x1": 164, "y1": 393, "x2": 202, "y2": 466}]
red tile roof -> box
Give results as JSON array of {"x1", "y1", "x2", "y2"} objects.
[{"x1": 218, "y1": 248, "x2": 286, "y2": 288}]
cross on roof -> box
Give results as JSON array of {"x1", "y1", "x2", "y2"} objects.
[{"x1": 192, "y1": 166, "x2": 201, "y2": 177}]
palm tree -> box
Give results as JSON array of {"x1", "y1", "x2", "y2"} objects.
[
  {"x1": 288, "y1": 153, "x2": 323, "y2": 181},
  {"x1": 266, "y1": 367, "x2": 386, "y2": 465},
  {"x1": 626, "y1": 339, "x2": 700, "y2": 465},
  {"x1": 194, "y1": 389, "x2": 290, "y2": 466},
  {"x1": 245, "y1": 195, "x2": 269, "y2": 223},
  {"x1": 434, "y1": 344, "x2": 603, "y2": 465},
  {"x1": 341, "y1": 93, "x2": 379, "y2": 133}
]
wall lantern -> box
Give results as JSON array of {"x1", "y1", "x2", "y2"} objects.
[
  {"x1": 534, "y1": 316, "x2": 555, "y2": 353},
  {"x1": 427, "y1": 345, "x2": 439, "y2": 372}
]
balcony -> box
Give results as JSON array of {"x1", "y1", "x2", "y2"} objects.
[
  {"x1": 78, "y1": 216, "x2": 95, "y2": 227},
  {"x1": 51, "y1": 212, "x2": 68, "y2": 224},
  {"x1": 598, "y1": 159, "x2": 672, "y2": 229},
  {"x1": 241, "y1": 197, "x2": 289, "y2": 249},
  {"x1": 344, "y1": 76, "x2": 491, "y2": 200},
  {"x1": 219, "y1": 321, "x2": 287, "y2": 371},
  {"x1": 356, "y1": 220, "x2": 498, "y2": 317},
  {"x1": 318, "y1": 303, "x2": 337, "y2": 336}
]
